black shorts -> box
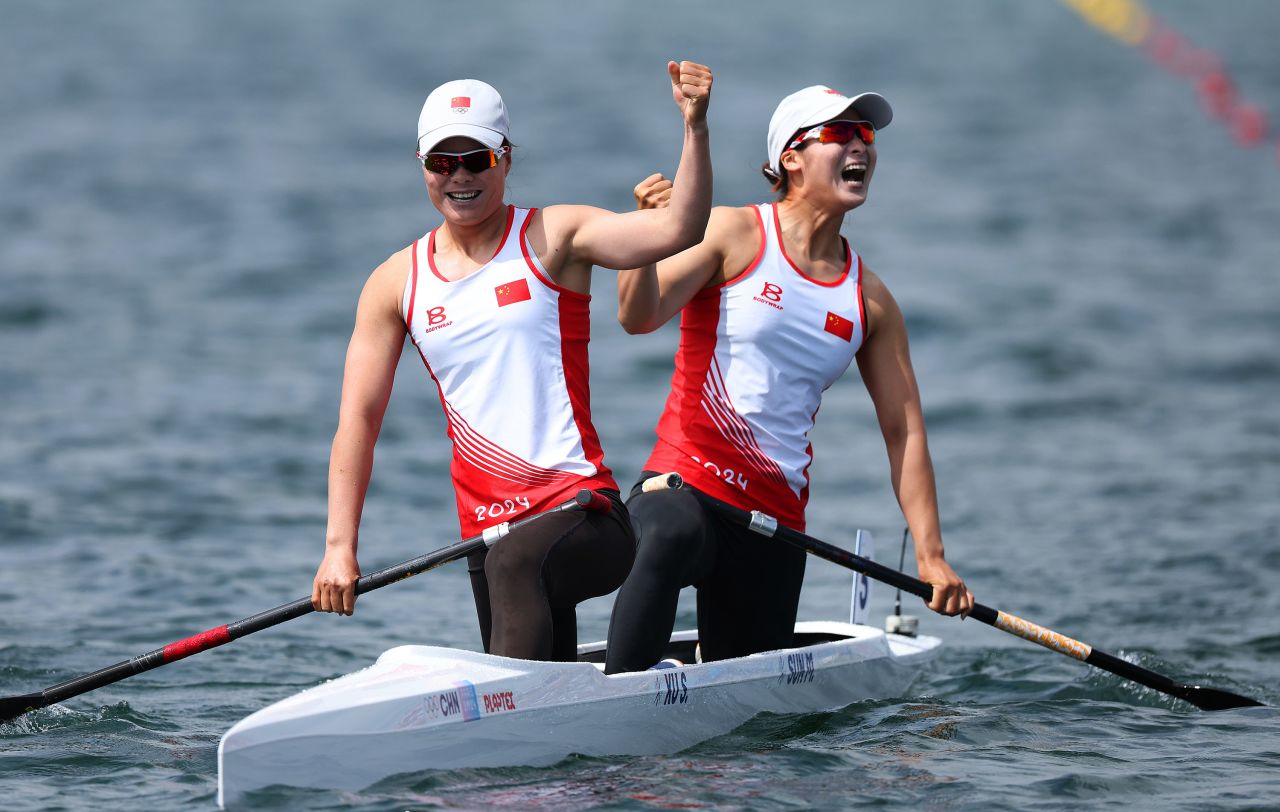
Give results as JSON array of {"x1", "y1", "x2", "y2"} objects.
[
  {"x1": 467, "y1": 488, "x2": 634, "y2": 662},
  {"x1": 604, "y1": 473, "x2": 806, "y2": 674}
]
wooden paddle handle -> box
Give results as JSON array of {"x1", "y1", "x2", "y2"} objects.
[{"x1": 641, "y1": 472, "x2": 684, "y2": 493}]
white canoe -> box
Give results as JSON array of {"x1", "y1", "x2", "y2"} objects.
[{"x1": 218, "y1": 621, "x2": 939, "y2": 807}]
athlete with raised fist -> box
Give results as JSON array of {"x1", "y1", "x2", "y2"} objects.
[{"x1": 606, "y1": 83, "x2": 972, "y2": 675}]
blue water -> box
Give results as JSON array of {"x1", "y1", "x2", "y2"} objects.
[{"x1": 3, "y1": 1, "x2": 1279, "y2": 808}]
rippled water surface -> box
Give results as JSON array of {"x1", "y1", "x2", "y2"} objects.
[{"x1": 3, "y1": 1, "x2": 1279, "y2": 809}]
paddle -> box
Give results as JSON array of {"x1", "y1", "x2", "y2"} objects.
[
  {"x1": 641, "y1": 474, "x2": 1262, "y2": 711},
  {"x1": 0, "y1": 489, "x2": 612, "y2": 724}
]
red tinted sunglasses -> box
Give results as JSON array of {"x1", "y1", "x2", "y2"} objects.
[
  {"x1": 418, "y1": 146, "x2": 510, "y2": 175},
  {"x1": 787, "y1": 120, "x2": 876, "y2": 151}
]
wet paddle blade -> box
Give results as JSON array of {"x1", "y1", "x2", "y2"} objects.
[
  {"x1": 0, "y1": 693, "x2": 47, "y2": 724},
  {"x1": 1175, "y1": 684, "x2": 1265, "y2": 711}
]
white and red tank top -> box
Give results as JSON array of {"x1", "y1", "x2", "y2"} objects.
[
  {"x1": 403, "y1": 205, "x2": 617, "y2": 537},
  {"x1": 645, "y1": 202, "x2": 866, "y2": 531}
]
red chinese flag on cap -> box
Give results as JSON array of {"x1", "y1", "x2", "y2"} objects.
[
  {"x1": 824, "y1": 311, "x2": 854, "y2": 341},
  {"x1": 495, "y1": 279, "x2": 532, "y2": 307},
  {"x1": 451, "y1": 96, "x2": 471, "y2": 111}
]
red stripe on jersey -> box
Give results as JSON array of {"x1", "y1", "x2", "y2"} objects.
[
  {"x1": 558, "y1": 290, "x2": 610, "y2": 481},
  {"x1": 701, "y1": 356, "x2": 788, "y2": 484},
  {"x1": 512, "y1": 207, "x2": 610, "y2": 482},
  {"x1": 406, "y1": 240, "x2": 420, "y2": 332},
  {"x1": 493, "y1": 206, "x2": 515, "y2": 260},
  {"x1": 444, "y1": 401, "x2": 571, "y2": 486},
  {"x1": 699, "y1": 399, "x2": 789, "y2": 486},
  {"x1": 425, "y1": 228, "x2": 446, "y2": 282},
  {"x1": 855, "y1": 255, "x2": 866, "y2": 344},
  {"x1": 408, "y1": 337, "x2": 555, "y2": 494},
  {"x1": 413, "y1": 341, "x2": 610, "y2": 536},
  {"x1": 651, "y1": 286, "x2": 721, "y2": 452}
]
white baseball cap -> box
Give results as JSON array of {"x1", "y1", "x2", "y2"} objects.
[
  {"x1": 766, "y1": 85, "x2": 893, "y2": 174},
  {"x1": 417, "y1": 79, "x2": 510, "y2": 154}
]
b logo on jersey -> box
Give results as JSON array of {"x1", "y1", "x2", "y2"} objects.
[
  {"x1": 422, "y1": 305, "x2": 453, "y2": 334},
  {"x1": 753, "y1": 282, "x2": 784, "y2": 311}
]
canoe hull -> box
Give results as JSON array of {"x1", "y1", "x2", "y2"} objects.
[{"x1": 218, "y1": 621, "x2": 938, "y2": 806}]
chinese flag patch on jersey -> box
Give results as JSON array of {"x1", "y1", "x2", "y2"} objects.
[
  {"x1": 451, "y1": 96, "x2": 471, "y2": 111},
  {"x1": 495, "y1": 279, "x2": 532, "y2": 307},
  {"x1": 824, "y1": 311, "x2": 854, "y2": 341}
]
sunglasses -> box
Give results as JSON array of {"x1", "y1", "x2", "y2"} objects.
[
  {"x1": 786, "y1": 120, "x2": 876, "y2": 151},
  {"x1": 418, "y1": 146, "x2": 511, "y2": 175}
]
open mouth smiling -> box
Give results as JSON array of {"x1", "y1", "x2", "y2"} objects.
[{"x1": 841, "y1": 162, "x2": 868, "y2": 184}]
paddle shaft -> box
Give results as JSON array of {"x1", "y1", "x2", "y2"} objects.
[
  {"x1": 1, "y1": 490, "x2": 610, "y2": 722},
  {"x1": 666, "y1": 481, "x2": 1261, "y2": 711}
]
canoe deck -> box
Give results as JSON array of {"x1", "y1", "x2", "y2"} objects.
[{"x1": 218, "y1": 621, "x2": 939, "y2": 807}]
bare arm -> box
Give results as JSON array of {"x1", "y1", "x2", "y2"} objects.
[
  {"x1": 311, "y1": 252, "x2": 409, "y2": 615},
  {"x1": 542, "y1": 61, "x2": 714, "y2": 275},
  {"x1": 613, "y1": 174, "x2": 674, "y2": 331},
  {"x1": 855, "y1": 268, "x2": 973, "y2": 617},
  {"x1": 616, "y1": 203, "x2": 757, "y2": 333},
  {"x1": 614, "y1": 175, "x2": 761, "y2": 333}
]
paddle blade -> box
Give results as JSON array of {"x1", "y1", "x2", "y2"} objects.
[
  {"x1": 0, "y1": 693, "x2": 48, "y2": 724},
  {"x1": 1175, "y1": 684, "x2": 1265, "y2": 711}
]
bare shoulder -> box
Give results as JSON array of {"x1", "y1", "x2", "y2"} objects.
[
  {"x1": 535, "y1": 203, "x2": 606, "y2": 237},
  {"x1": 861, "y1": 264, "x2": 891, "y2": 305},
  {"x1": 711, "y1": 205, "x2": 765, "y2": 280},
  {"x1": 370, "y1": 245, "x2": 413, "y2": 289},
  {"x1": 707, "y1": 204, "x2": 759, "y2": 245},
  {"x1": 527, "y1": 203, "x2": 610, "y2": 257},
  {"x1": 710, "y1": 204, "x2": 759, "y2": 234},
  {"x1": 362, "y1": 245, "x2": 414, "y2": 318}
]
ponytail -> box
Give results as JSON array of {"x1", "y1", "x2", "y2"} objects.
[{"x1": 761, "y1": 162, "x2": 789, "y2": 200}]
